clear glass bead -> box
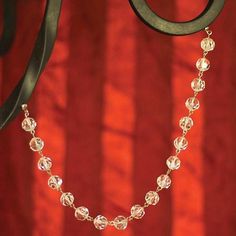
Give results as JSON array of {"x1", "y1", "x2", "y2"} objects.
[
  {"x1": 157, "y1": 174, "x2": 171, "y2": 189},
  {"x1": 114, "y1": 216, "x2": 128, "y2": 230},
  {"x1": 166, "y1": 156, "x2": 181, "y2": 170},
  {"x1": 185, "y1": 97, "x2": 200, "y2": 111},
  {"x1": 201, "y1": 37, "x2": 215, "y2": 52},
  {"x1": 94, "y1": 215, "x2": 108, "y2": 230},
  {"x1": 38, "y1": 157, "x2": 52, "y2": 171},
  {"x1": 191, "y1": 78, "x2": 205, "y2": 92},
  {"x1": 60, "y1": 192, "x2": 74, "y2": 206},
  {"x1": 196, "y1": 58, "x2": 210, "y2": 71},
  {"x1": 48, "y1": 175, "x2": 62, "y2": 190},
  {"x1": 179, "y1": 116, "x2": 193, "y2": 131},
  {"x1": 75, "y1": 206, "x2": 89, "y2": 221},
  {"x1": 131, "y1": 205, "x2": 145, "y2": 219},
  {"x1": 29, "y1": 137, "x2": 44, "y2": 151},
  {"x1": 174, "y1": 136, "x2": 188, "y2": 150},
  {"x1": 22, "y1": 117, "x2": 37, "y2": 132},
  {"x1": 145, "y1": 191, "x2": 160, "y2": 205}
]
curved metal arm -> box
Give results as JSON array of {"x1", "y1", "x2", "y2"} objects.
[
  {"x1": 0, "y1": 0, "x2": 62, "y2": 129},
  {"x1": 129, "y1": 0, "x2": 225, "y2": 35},
  {"x1": 0, "y1": 0, "x2": 16, "y2": 55}
]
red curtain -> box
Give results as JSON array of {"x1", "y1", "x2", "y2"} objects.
[{"x1": 0, "y1": 1, "x2": 236, "y2": 235}]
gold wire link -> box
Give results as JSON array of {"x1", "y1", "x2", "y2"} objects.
[
  {"x1": 182, "y1": 130, "x2": 188, "y2": 137},
  {"x1": 198, "y1": 71, "x2": 204, "y2": 78},
  {"x1": 87, "y1": 216, "x2": 94, "y2": 221},
  {"x1": 24, "y1": 111, "x2": 29, "y2": 118},
  {"x1": 205, "y1": 27, "x2": 212, "y2": 36},
  {"x1": 22, "y1": 104, "x2": 29, "y2": 117},
  {"x1": 70, "y1": 203, "x2": 77, "y2": 210},
  {"x1": 188, "y1": 110, "x2": 194, "y2": 117},
  {"x1": 108, "y1": 220, "x2": 115, "y2": 226},
  {"x1": 155, "y1": 186, "x2": 162, "y2": 192},
  {"x1": 58, "y1": 187, "x2": 64, "y2": 194},
  {"x1": 203, "y1": 51, "x2": 208, "y2": 58},
  {"x1": 166, "y1": 169, "x2": 172, "y2": 175},
  {"x1": 175, "y1": 149, "x2": 181, "y2": 155},
  {"x1": 143, "y1": 202, "x2": 149, "y2": 208},
  {"x1": 127, "y1": 216, "x2": 134, "y2": 221},
  {"x1": 46, "y1": 169, "x2": 52, "y2": 176},
  {"x1": 30, "y1": 130, "x2": 36, "y2": 137},
  {"x1": 38, "y1": 150, "x2": 44, "y2": 157}
]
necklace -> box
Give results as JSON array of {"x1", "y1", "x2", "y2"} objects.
[{"x1": 20, "y1": 27, "x2": 215, "y2": 231}]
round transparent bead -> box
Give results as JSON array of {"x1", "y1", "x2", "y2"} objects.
[
  {"x1": 60, "y1": 192, "x2": 74, "y2": 206},
  {"x1": 29, "y1": 137, "x2": 44, "y2": 151},
  {"x1": 114, "y1": 216, "x2": 128, "y2": 230},
  {"x1": 94, "y1": 215, "x2": 108, "y2": 230},
  {"x1": 157, "y1": 174, "x2": 171, "y2": 189},
  {"x1": 179, "y1": 116, "x2": 193, "y2": 131},
  {"x1": 48, "y1": 175, "x2": 62, "y2": 190},
  {"x1": 22, "y1": 117, "x2": 37, "y2": 132},
  {"x1": 185, "y1": 97, "x2": 200, "y2": 111},
  {"x1": 75, "y1": 206, "x2": 89, "y2": 221},
  {"x1": 38, "y1": 157, "x2": 52, "y2": 171},
  {"x1": 131, "y1": 205, "x2": 145, "y2": 219},
  {"x1": 201, "y1": 37, "x2": 215, "y2": 52},
  {"x1": 145, "y1": 191, "x2": 160, "y2": 205},
  {"x1": 196, "y1": 58, "x2": 210, "y2": 71},
  {"x1": 166, "y1": 156, "x2": 181, "y2": 170},
  {"x1": 191, "y1": 78, "x2": 205, "y2": 92},
  {"x1": 174, "y1": 136, "x2": 188, "y2": 150}
]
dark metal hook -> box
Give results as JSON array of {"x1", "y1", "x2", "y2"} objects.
[
  {"x1": 129, "y1": 0, "x2": 225, "y2": 35},
  {"x1": 0, "y1": 0, "x2": 62, "y2": 129},
  {"x1": 0, "y1": 0, "x2": 16, "y2": 55}
]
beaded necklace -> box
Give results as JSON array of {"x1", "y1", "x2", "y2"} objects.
[{"x1": 20, "y1": 27, "x2": 215, "y2": 231}]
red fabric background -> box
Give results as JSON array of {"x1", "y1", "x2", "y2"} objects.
[{"x1": 0, "y1": 1, "x2": 236, "y2": 236}]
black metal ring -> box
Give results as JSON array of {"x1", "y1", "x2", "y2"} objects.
[
  {"x1": 0, "y1": 0, "x2": 62, "y2": 129},
  {"x1": 129, "y1": 0, "x2": 225, "y2": 35}
]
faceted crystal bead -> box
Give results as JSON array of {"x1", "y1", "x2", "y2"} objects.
[
  {"x1": 201, "y1": 37, "x2": 215, "y2": 51},
  {"x1": 179, "y1": 116, "x2": 193, "y2": 131},
  {"x1": 38, "y1": 157, "x2": 52, "y2": 171},
  {"x1": 157, "y1": 174, "x2": 171, "y2": 189},
  {"x1": 48, "y1": 175, "x2": 62, "y2": 190},
  {"x1": 22, "y1": 117, "x2": 37, "y2": 132},
  {"x1": 145, "y1": 191, "x2": 160, "y2": 205},
  {"x1": 196, "y1": 58, "x2": 210, "y2": 71},
  {"x1": 114, "y1": 216, "x2": 128, "y2": 230},
  {"x1": 191, "y1": 78, "x2": 205, "y2": 92},
  {"x1": 174, "y1": 136, "x2": 188, "y2": 150},
  {"x1": 166, "y1": 156, "x2": 181, "y2": 170},
  {"x1": 75, "y1": 206, "x2": 89, "y2": 221},
  {"x1": 131, "y1": 205, "x2": 145, "y2": 219},
  {"x1": 185, "y1": 97, "x2": 200, "y2": 111},
  {"x1": 94, "y1": 215, "x2": 108, "y2": 230},
  {"x1": 60, "y1": 192, "x2": 74, "y2": 206},
  {"x1": 29, "y1": 137, "x2": 44, "y2": 151}
]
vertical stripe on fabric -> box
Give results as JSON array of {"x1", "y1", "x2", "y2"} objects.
[
  {"x1": 102, "y1": 1, "x2": 136, "y2": 236},
  {"x1": 32, "y1": 2, "x2": 70, "y2": 235},
  {"x1": 133, "y1": 1, "x2": 175, "y2": 234},
  {"x1": 63, "y1": 0, "x2": 107, "y2": 235},
  {"x1": 172, "y1": 1, "x2": 206, "y2": 236},
  {"x1": 204, "y1": 1, "x2": 236, "y2": 235}
]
